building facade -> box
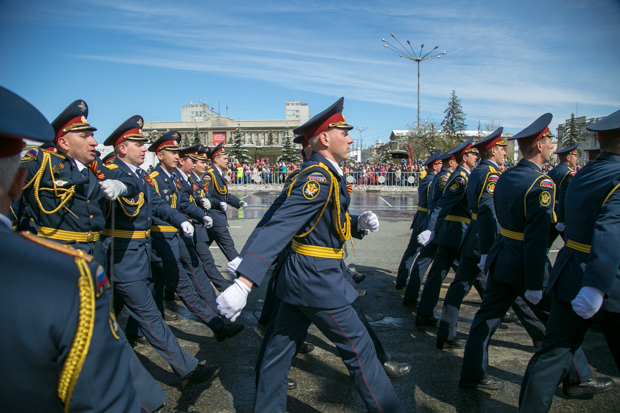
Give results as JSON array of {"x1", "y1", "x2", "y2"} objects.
[{"x1": 556, "y1": 115, "x2": 605, "y2": 165}]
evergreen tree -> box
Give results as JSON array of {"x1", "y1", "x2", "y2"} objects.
[
  {"x1": 192, "y1": 127, "x2": 202, "y2": 145},
  {"x1": 406, "y1": 119, "x2": 443, "y2": 163},
  {"x1": 266, "y1": 130, "x2": 274, "y2": 145},
  {"x1": 441, "y1": 90, "x2": 467, "y2": 144},
  {"x1": 280, "y1": 134, "x2": 301, "y2": 163},
  {"x1": 181, "y1": 133, "x2": 190, "y2": 147},
  {"x1": 562, "y1": 113, "x2": 580, "y2": 147},
  {"x1": 228, "y1": 127, "x2": 252, "y2": 164}
]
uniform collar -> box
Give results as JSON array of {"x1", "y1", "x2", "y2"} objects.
[
  {"x1": 175, "y1": 167, "x2": 190, "y2": 182},
  {"x1": 309, "y1": 152, "x2": 343, "y2": 177},
  {"x1": 519, "y1": 158, "x2": 543, "y2": 172},
  {"x1": 74, "y1": 158, "x2": 87, "y2": 172},
  {"x1": 441, "y1": 166, "x2": 451, "y2": 174},
  {"x1": 157, "y1": 164, "x2": 172, "y2": 178},
  {"x1": 455, "y1": 165, "x2": 470, "y2": 176},
  {"x1": 480, "y1": 158, "x2": 499, "y2": 169}
]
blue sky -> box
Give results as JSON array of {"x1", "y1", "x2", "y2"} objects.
[{"x1": 1, "y1": 0, "x2": 619, "y2": 146}]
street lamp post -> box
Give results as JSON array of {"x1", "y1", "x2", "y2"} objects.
[
  {"x1": 382, "y1": 34, "x2": 445, "y2": 128},
  {"x1": 354, "y1": 126, "x2": 369, "y2": 163}
]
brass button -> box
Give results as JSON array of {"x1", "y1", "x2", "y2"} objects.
[
  {"x1": 87, "y1": 232, "x2": 94, "y2": 242},
  {"x1": 89, "y1": 215, "x2": 93, "y2": 219},
  {"x1": 87, "y1": 200, "x2": 90, "y2": 204},
  {"x1": 145, "y1": 230, "x2": 150, "y2": 238}
]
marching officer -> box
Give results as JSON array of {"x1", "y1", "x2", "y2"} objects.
[
  {"x1": 519, "y1": 110, "x2": 619, "y2": 412},
  {"x1": 547, "y1": 144, "x2": 578, "y2": 248},
  {"x1": 0, "y1": 86, "x2": 141, "y2": 412},
  {"x1": 459, "y1": 113, "x2": 595, "y2": 392},
  {"x1": 204, "y1": 142, "x2": 247, "y2": 261},
  {"x1": 102, "y1": 116, "x2": 221, "y2": 389},
  {"x1": 415, "y1": 138, "x2": 478, "y2": 326},
  {"x1": 395, "y1": 150, "x2": 442, "y2": 290},
  {"x1": 217, "y1": 98, "x2": 404, "y2": 412},
  {"x1": 402, "y1": 147, "x2": 458, "y2": 305},
  {"x1": 584, "y1": 146, "x2": 601, "y2": 163}
]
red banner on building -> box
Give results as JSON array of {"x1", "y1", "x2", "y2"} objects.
[{"x1": 213, "y1": 132, "x2": 226, "y2": 144}]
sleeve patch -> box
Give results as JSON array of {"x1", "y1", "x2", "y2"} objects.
[
  {"x1": 486, "y1": 182, "x2": 496, "y2": 194},
  {"x1": 488, "y1": 174, "x2": 499, "y2": 182},
  {"x1": 96, "y1": 265, "x2": 110, "y2": 297},
  {"x1": 302, "y1": 180, "x2": 321, "y2": 200},
  {"x1": 455, "y1": 176, "x2": 466, "y2": 184},
  {"x1": 539, "y1": 191, "x2": 552, "y2": 207},
  {"x1": 307, "y1": 172, "x2": 326, "y2": 182},
  {"x1": 540, "y1": 179, "x2": 553, "y2": 188},
  {"x1": 449, "y1": 183, "x2": 461, "y2": 192}
]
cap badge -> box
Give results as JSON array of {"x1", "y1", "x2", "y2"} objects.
[{"x1": 78, "y1": 101, "x2": 86, "y2": 113}]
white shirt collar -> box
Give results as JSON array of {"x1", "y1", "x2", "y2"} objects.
[
  {"x1": 159, "y1": 165, "x2": 172, "y2": 178},
  {"x1": 123, "y1": 161, "x2": 138, "y2": 174},
  {"x1": 0, "y1": 213, "x2": 12, "y2": 229},
  {"x1": 176, "y1": 168, "x2": 190, "y2": 182},
  {"x1": 324, "y1": 158, "x2": 343, "y2": 176},
  {"x1": 74, "y1": 159, "x2": 86, "y2": 171}
]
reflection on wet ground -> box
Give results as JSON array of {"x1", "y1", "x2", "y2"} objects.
[{"x1": 227, "y1": 190, "x2": 419, "y2": 221}]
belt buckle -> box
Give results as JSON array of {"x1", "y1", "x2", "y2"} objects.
[
  {"x1": 87, "y1": 231, "x2": 94, "y2": 242},
  {"x1": 145, "y1": 230, "x2": 150, "y2": 238}
]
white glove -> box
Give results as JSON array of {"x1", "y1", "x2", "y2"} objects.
[
  {"x1": 524, "y1": 290, "x2": 543, "y2": 305},
  {"x1": 477, "y1": 254, "x2": 487, "y2": 271},
  {"x1": 228, "y1": 256, "x2": 242, "y2": 277},
  {"x1": 239, "y1": 201, "x2": 248, "y2": 208},
  {"x1": 220, "y1": 202, "x2": 228, "y2": 212},
  {"x1": 180, "y1": 221, "x2": 194, "y2": 238},
  {"x1": 555, "y1": 223, "x2": 565, "y2": 232},
  {"x1": 357, "y1": 211, "x2": 379, "y2": 232},
  {"x1": 202, "y1": 216, "x2": 213, "y2": 228},
  {"x1": 572, "y1": 286, "x2": 604, "y2": 319},
  {"x1": 417, "y1": 230, "x2": 434, "y2": 246},
  {"x1": 216, "y1": 279, "x2": 251, "y2": 322},
  {"x1": 99, "y1": 180, "x2": 127, "y2": 200},
  {"x1": 200, "y1": 198, "x2": 211, "y2": 210}
]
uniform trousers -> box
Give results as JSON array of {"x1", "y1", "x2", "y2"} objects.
[
  {"x1": 519, "y1": 292, "x2": 620, "y2": 413},
  {"x1": 547, "y1": 226, "x2": 566, "y2": 250},
  {"x1": 178, "y1": 235, "x2": 223, "y2": 325},
  {"x1": 461, "y1": 275, "x2": 591, "y2": 384},
  {"x1": 255, "y1": 302, "x2": 403, "y2": 413},
  {"x1": 437, "y1": 255, "x2": 546, "y2": 343},
  {"x1": 417, "y1": 245, "x2": 460, "y2": 317},
  {"x1": 193, "y1": 236, "x2": 231, "y2": 292},
  {"x1": 207, "y1": 225, "x2": 239, "y2": 262},
  {"x1": 115, "y1": 278, "x2": 199, "y2": 378},
  {"x1": 403, "y1": 242, "x2": 439, "y2": 301},
  {"x1": 395, "y1": 229, "x2": 421, "y2": 287}
]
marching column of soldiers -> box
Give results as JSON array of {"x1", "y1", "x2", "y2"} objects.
[{"x1": 0, "y1": 86, "x2": 618, "y2": 413}]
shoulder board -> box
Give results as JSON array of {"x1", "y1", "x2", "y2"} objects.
[
  {"x1": 540, "y1": 178, "x2": 554, "y2": 188},
  {"x1": 105, "y1": 164, "x2": 118, "y2": 170},
  {"x1": 49, "y1": 152, "x2": 66, "y2": 160},
  {"x1": 207, "y1": 168, "x2": 214, "y2": 173},
  {"x1": 459, "y1": 171, "x2": 467, "y2": 177},
  {"x1": 488, "y1": 166, "x2": 498, "y2": 173},
  {"x1": 445, "y1": 172, "x2": 451, "y2": 177},
  {"x1": 18, "y1": 232, "x2": 94, "y2": 263},
  {"x1": 149, "y1": 171, "x2": 159, "y2": 179}
]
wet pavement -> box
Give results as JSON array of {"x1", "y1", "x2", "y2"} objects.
[{"x1": 124, "y1": 189, "x2": 619, "y2": 412}]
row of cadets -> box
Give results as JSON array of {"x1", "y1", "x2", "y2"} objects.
[
  {"x1": 435, "y1": 129, "x2": 545, "y2": 349},
  {"x1": 458, "y1": 113, "x2": 612, "y2": 396},
  {"x1": 187, "y1": 145, "x2": 232, "y2": 292},
  {"x1": 217, "y1": 97, "x2": 405, "y2": 412},
  {"x1": 402, "y1": 147, "x2": 458, "y2": 305},
  {"x1": 0, "y1": 86, "x2": 143, "y2": 412},
  {"x1": 395, "y1": 150, "x2": 442, "y2": 289},
  {"x1": 547, "y1": 144, "x2": 579, "y2": 248},
  {"x1": 415, "y1": 138, "x2": 478, "y2": 326},
  {"x1": 101, "y1": 116, "x2": 222, "y2": 389},
  {"x1": 203, "y1": 142, "x2": 247, "y2": 261},
  {"x1": 16, "y1": 98, "x2": 168, "y2": 411},
  {"x1": 519, "y1": 109, "x2": 620, "y2": 411}
]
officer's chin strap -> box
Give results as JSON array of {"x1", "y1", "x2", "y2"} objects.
[{"x1": 108, "y1": 201, "x2": 120, "y2": 339}]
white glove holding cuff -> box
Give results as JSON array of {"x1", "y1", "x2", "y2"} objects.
[
  {"x1": 417, "y1": 230, "x2": 434, "y2": 246},
  {"x1": 525, "y1": 289, "x2": 543, "y2": 305},
  {"x1": 216, "y1": 279, "x2": 251, "y2": 322},
  {"x1": 180, "y1": 221, "x2": 194, "y2": 238},
  {"x1": 555, "y1": 223, "x2": 565, "y2": 232},
  {"x1": 477, "y1": 254, "x2": 487, "y2": 271},
  {"x1": 200, "y1": 198, "x2": 211, "y2": 210},
  {"x1": 202, "y1": 216, "x2": 213, "y2": 229},
  {"x1": 572, "y1": 286, "x2": 604, "y2": 319},
  {"x1": 228, "y1": 256, "x2": 242, "y2": 277},
  {"x1": 220, "y1": 202, "x2": 228, "y2": 212},
  {"x1": 357, "y1": 211, "x2": 379, "y2": 232},
  {"x1": 99, "y1": 180, "x2": 128, "y2": 200},
  {"x1": 239, "y1": 201, "x2": 248, "y2": 208}
]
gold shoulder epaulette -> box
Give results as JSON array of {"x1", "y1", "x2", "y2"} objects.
[
  {"x1": 49, "y1": 152, "x2": 66, "y2": 160},
  {"x1": 18, "y1": 232, "x2": 94, "y2": 263},
  {"x1": 105, "y1": 164, "x2": 118, "y2": 170},
  {"x1": 489, "y1": 166, "x2": 497, "y2": 173},
  {"x1": 460, "y1": 171, "x2": 467, "y2": 177},
  {"x1": 149, "y1": 171, "x2": 159, "y2": 179}
]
